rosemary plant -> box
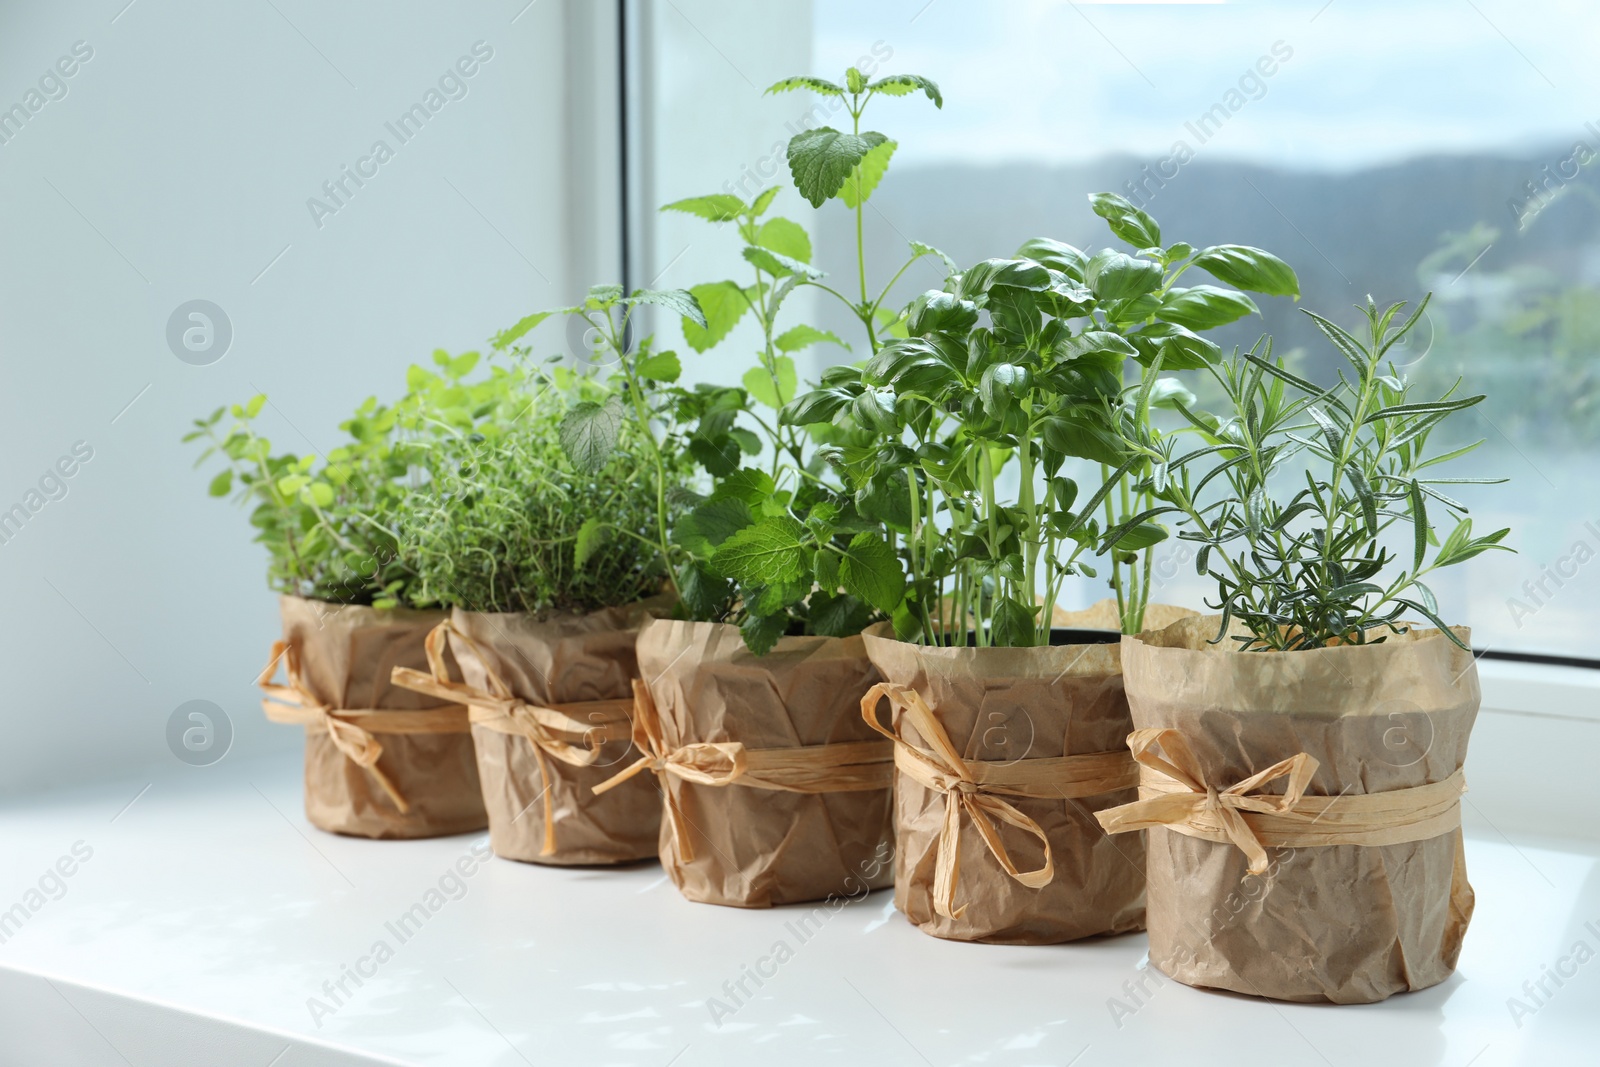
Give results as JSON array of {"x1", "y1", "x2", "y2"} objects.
[{"x1": 1128, "y1": 295, "x2": 1512, "y2": 650}]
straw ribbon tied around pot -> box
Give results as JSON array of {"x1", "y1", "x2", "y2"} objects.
[
  {"x1": 388, "y1": 620, "x2": 634, "y2": 856},
  {"x1": 1094, "y1": 727, "x2": 1468, "y2": 875},
  {"x1": 258, "y1": 640, "x2": 469, "y2": 815},
  {"x1": 860, "y1": 682, "x2": 1140, "y2": 920},
  {"x1": 593, "y1": 680, "x2": 894, "y2": 863}
]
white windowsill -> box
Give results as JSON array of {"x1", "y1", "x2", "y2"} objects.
[{"x1": 1, "y1": 723, "x2": 1597, "y2": 1067}]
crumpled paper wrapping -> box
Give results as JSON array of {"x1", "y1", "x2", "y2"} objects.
[
  {"x1": 279, "y1": 595, "x2": 486, "y2": 839},
  {"x1": 635, "y1": 619, "x2": 895, "y2": 907},
  {"x1": 447, "y1": 602, "x2": 665, "y2": 865},
  {"x1": 1123, "y1": 615, "x2": 1478, "y2": 1003},
  {"x1": 863, "y1": 631, "x2": 1147, "y2": 944}
]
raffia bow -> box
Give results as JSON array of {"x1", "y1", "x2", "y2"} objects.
[
  {"x1": 258, "y1": 639, "x2": 470, "y2": 814},
  {"x1": 389, "y1": 620, "x2": 634, "y2": 856},
  {"x1": 861, "y1": 682, "x2": 1138, "y2": 920},
  {"x1": 594, "y1": 680, "x2": 893, "y2": 863},
  {"x1": 1093, "y1": 728, "x2": 1315, "y2": 875},
  {"x1": 1095, "y1": 727, "x2": 1467, "y2": 874}
]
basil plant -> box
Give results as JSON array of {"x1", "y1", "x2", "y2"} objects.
[{"x1": 782, "y1": 193, "x2": 1300, "y2": 645}]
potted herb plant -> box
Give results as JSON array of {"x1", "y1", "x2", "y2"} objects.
[
  {"x1": 1096, "y1": 295, "x2": 1509, "y2": 1001},
  {"x1": 387, "y1": 358, "x2": 679, "y2": 865},
  {"x1": 781, "y1": 192, "x2": 1298, "y2": 942},
  {"x1": 478, "y1": 68, "x2": 950, "y2": 907},
  {"x1": 189, "y1": 356, "x2": 489, "y2": 840}
]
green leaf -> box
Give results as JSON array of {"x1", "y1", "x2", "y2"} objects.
[
  {"x1": 1147, "y1": 377, "x2": 1198, "y2": 410},
  {"x1": 558, "y1": 397, "x2": 623, "y2": 473},
  {"x1": 1409, "y1": 480, "x2": 1429, "y2": 575},
  {"x1": 1016, "y1": 237, "x2": 1087, "y2": 281},
  {"x1": 679, "y1": 562, "x2": 732, "y2": 619},
  {"x1": 909, "y1": 240, "x2": 958, "y2": 277},
  {"x1": 306, "y1": 482, "x2": 335, "y2": 508},
  {"x1": 1127, "y1": 323, "x2": 1221, "y2": 370},
  {"x1": 1112, "y1": 521, "x2": 1169, "y2": 552},
  {"x1": 755, "y1": 217, "x2": 812, "y2": 263},
  {"x1": 1156, "y1": 286, "x2": 1260, "y2": 330},
  {"x1": 751, "y1": 187, "x2": 780, "y2": 216},
  {"x1": 681, "y1": 281, "x2": 748, "y2": 353},
  {"x1": 809, "y1": 592, "x2": 872, "y2": 638},
  {"x1": 785, "y1": 128, "x2": 889, "y2": 207},
  {"x1": 1191, "y1": 245, "x2": 1300, "y2": 298},
  {"x1": 766, "y1": 76, "x2": 846, "y2": 98},
  {"x1": 838, "y1": 532, "x2": 904, "y2": 614},
  {"x1": 845, "y1": 65, "x2": 867, "y2": 94},
  {"x1": 660, "y1": 194, "x2": 746, "y2": 222},
  {"x1": 990, "y1": 597, "x2": 1038, "y2": 647},
  {"x1": 775, "y1": 324, "x2": 847, "y2": 353},
  {"x1": 626, "y1": 288, "x2": 707, "y2": 328},
  {"x1": 574, "y1": 516, "x2": 604, "y2": 568},
  {"x1": 636, "y1": 350, "x2": 682, "y2": 382},
  {"x1": 866, "y1": 73, "x2": 942, "y2": 107},
  {"x1": 491, "y1": 310, "x2": 554, "y2": 350},
  {"x1": 711, "y1": 469, "x2": 777, "y2": 505},
  {"x1": 675, "y1": 497, "x2": 753, "y2": 556},
  {"x1": 1088, "y1": 192, "x2": 1161, "y2": 248},
  {"x1": 244, "y1": 394, "x2": 267, "y2": 418},
  {"x1": 712, "y1": 516, "x2": 809, "y2": 587},
  {"x1": 838, "y1": 139, "x2": 896, "y2": 208},
  {"x1": 1084, "y1": 250, "x2": 1163, "y2": 303},
  {"x1": 742, "y1": 356, "x2": 798, "y2": 409},
  {"x1": 739, "y1": 611, "x2": 792, "y2": 656},
  {"x1": 814, "y1": 548, "x2": 841, "y2": 588},
  {"x1": 907, "y1": 291, "x2": 979, "y2": 335},
  {"x1": 743, "y1": 244, "x2": 824, "y2": 280},
  {"x1": 207, "y1": 469, "x2": 233, "y2": 497}
]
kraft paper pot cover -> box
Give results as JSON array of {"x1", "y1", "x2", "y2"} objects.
[
  {"x1": 618, "y1": 618, "x2": 895, "y2": 908},
  {"x1": 261, "y1": 595, "x2": 486, "y2": 840},
  {"x1": 1101, "y1": 615, "x2": 1478, "y2": 1004}
]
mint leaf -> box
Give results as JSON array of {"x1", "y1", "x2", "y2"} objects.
[
  {"x1": 711, "y1": 469, "x2": 777, "y2": 505},
  {"x1": 785, "y1": 128, "x2": 889, "y2": 207},
  {"x1": 739, "y1": 611, "x2": 791, "y2": 655},
  {"x1": 838, "y1": 139, "x2": 896, "y2": 209},
  {"x1": 838, "y1": 532, "x2": 904, "y2": 613},
  {"x1": 755, "y1": 217, "x2": 812, "y2": 264},
  {"x1": 660, "y1": 194, "x2": 746, "y2": 222},
  {"x1": 775, "y1": 325, "x2": 847, "y2": 354},
  {"x1": 866, "y1": 74, "x2": 942, "y2": 107},
  {"x1": 742, "y1": 356, "x2": 798, "y2": 409},
  {"x1": 492, "y1": 310, "x2": 557, "y2": 350},
  {"x1": 558, "y1": 397, "x2": 623, "y2": 473},
  {"x1": 766, "y1": 76, "x2": 845, "y2": 97},
  {"x1": 712, "y1": 516, "x2": 808, "y2": 586},
  {"x1": 636, "y1": 350, "x2": 681, "y2": 382},
  {"x1": 682, "y1": 281, "x2": 748, "y2": 353},
  {"x1": 626, "y1": 288, "x2": 706, "y2": 328},
  {"x1": 743, "y1": 245, "x2": 824, "y2": 280}
]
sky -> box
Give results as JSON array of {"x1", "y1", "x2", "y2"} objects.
[{"x1": 814, "y1": 0, "x2": 1600, "y2": 171}]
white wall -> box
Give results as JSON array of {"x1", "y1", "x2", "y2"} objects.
[{"x1": 0, "y1": 0, "x2": 616, "y2": 796}]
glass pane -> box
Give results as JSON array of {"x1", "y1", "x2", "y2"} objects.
[{"x1": 644, "y1": 0, "x2": 1598, "y2": 657}]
